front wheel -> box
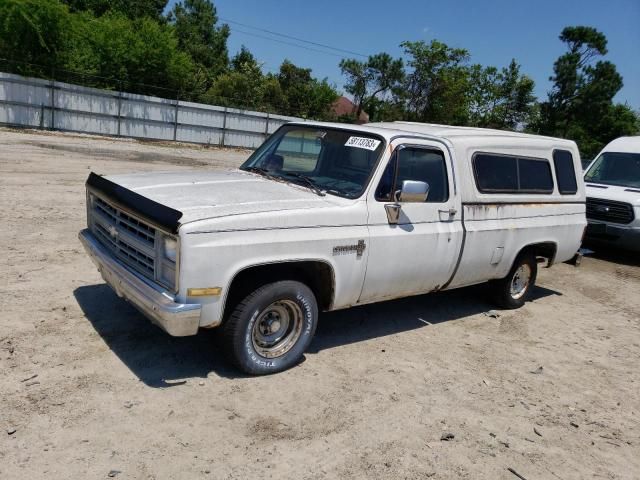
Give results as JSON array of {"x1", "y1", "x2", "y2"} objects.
[
  {"x1": 223, "y1": 281, "x2": 318, "y2": 375},
  {"x1": 491, "y1": 251, "x2": 538, "y2": 309}
]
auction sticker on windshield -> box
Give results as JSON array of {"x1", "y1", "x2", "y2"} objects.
[{"x1": 345, "y1": 136, "x2": 381, "y2": 151}]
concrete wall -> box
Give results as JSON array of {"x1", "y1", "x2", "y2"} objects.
[{"x1": 0, "y1": 72, "x2": 303, "y2": 148}]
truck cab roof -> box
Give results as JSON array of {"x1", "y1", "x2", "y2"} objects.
[{"x1": 291, "y1": 120, "x2": 578, "y2": 150}]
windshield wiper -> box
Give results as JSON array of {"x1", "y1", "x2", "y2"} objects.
[{"x1": 282, "y1": 172, "x2": 326, "y2": 197}]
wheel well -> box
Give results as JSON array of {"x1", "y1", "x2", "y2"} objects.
[
  {"x1": 223, "y1": 261, "x2": 335, "y2": 321},
  {"x1": 520, "y1": 242, "x2": 558, "y2": 267}
]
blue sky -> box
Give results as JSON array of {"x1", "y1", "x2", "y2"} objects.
[{"x1": 167, "y1": 0, "x2": 640, "y2": 109}]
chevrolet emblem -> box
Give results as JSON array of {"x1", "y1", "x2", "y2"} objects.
[{"x1": 333, "y1": 239, "x2": 366, "y2": 258}]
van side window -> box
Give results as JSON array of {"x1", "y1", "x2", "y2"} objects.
[
  {"x1": 473, "y1": 153, "x2": 553, "y2": 194},
  {"x1": 553, "y1": 150, "x2": 578, "y2": 194},
  {"x1": 375, "y1": 147, "x2": 449, "y2": 202}
]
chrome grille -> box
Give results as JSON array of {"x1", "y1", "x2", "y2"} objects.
[
  {"x1": 94, "y1": 196, "x2": 156, "y2": 245},
  {"x1": 89, "y1": 193, "x2": 161, "y2": 284},
  {"x1": 94, "y1": 223, "x2": 155, "y2": 274},
  {"x1": 586, "y1": 197, "x2": 635, "y2": 224}
]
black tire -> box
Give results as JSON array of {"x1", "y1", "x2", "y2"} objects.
[
  {"x1": 223, "y1": 280, "x2": 318, "y2": 375},
  {"x1": 491, "y1": 251, "x2": 538, "y2": 309}
]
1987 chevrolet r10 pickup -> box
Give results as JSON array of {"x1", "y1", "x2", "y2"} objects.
[{"x1": 79, "y1": 121, "x2": 586, "y2": 374}]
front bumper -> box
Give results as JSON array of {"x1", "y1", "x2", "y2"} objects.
[
  {"x1": 79, "y1": 229, "x2": 200, "y2": 336},
  {"x1": 584, "y1": 221, "x2": 640, "y2": 252}
]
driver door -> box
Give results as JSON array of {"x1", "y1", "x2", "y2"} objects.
[{"x1": 358, "y1": 140, "x2": 463, "y2": 303}]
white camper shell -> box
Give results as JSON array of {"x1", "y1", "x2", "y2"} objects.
[{"x1": 80, "y1": 121, "x2": 586, "y2": 374}]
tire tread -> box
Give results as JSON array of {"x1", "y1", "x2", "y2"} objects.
[{"x1": 222, "y1": 280, "x2": 317, "y2": 375}]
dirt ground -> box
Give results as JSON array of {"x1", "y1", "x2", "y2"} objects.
[{"x1": 1, "y1": 128, "x2": 639, "y2": 480}]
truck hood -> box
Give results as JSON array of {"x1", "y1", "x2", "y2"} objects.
[
  {"x1": 104, "y1": 170, "x2": 344, "y2": 225},
  {"x1": 585, "y1": 182, "x2": 640, "y2": 207}
]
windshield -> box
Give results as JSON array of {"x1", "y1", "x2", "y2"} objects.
[
  {"x1": 585, "y1": 151, "x2": 640, "y2": 188},
  {"x1": 239, "y1": 125, "x2": 385, "y2": 198}
]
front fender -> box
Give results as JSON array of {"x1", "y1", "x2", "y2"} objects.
[{"x1": 177, "y1": 225, "x2": 369, "y2": 327}]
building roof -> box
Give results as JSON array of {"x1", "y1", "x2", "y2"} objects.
[{"x1": 331, "y1": 97, "x2": 369, "y2": 124}]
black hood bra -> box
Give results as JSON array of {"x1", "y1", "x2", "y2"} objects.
[{"x1": 86, "y1": 172, "x2": 183, "y2": 234}]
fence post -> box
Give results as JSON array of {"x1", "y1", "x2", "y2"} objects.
[
  {"x1": 39, "y1": 104, "x2": 44, "y2": 129},
  {"x1": 50, "y1": 79, "x2": 55, "y2": 130},
  {"x1": 264, "y1": 112, "x2": 270, "y2": 139},
  {"x1": 116, "y1": 88, "x2": 122, "y2": 137},
  {"x1": 221, "y1": 106, "x2": 227, "y2": 147},
  {"x1": 173, "y1": 95, "x2": 179, "y2": 142}
]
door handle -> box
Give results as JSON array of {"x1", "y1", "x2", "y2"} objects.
[{"x1": 439, "y1": 208, "x2": 457, "y2": 217}]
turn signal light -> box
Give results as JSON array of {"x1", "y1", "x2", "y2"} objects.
[{"x1": 187, "y1": 287, "x2": 222, "y2": 297}]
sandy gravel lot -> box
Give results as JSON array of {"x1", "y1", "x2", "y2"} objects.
[{"x1": 1, "y1": 129, "x2": 639, "y2": 480}]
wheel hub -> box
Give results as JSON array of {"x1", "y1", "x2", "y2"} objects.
[
  {"x1": 252, "y1": 300, "x2": 304, "y2": 359},
  {"x1": 510, "y1": 264, "x2": 532, "y2": 300}
]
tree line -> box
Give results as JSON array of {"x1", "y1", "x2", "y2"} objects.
[
  {"x1": 0, "y1": 0, "x2": 338, "y2": 118},
  {"x1": 340, "y1": 29, "x2": 638, "y2": 158},
  {"x1": 0, "y1": 0, "x2": 637, "y2": 158}
]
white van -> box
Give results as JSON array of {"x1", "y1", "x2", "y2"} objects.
[
  {"x1": 80, "y1": 121, "x2": 586, "y2": 374},
  {"x1": 584, "y1": 136, "x2": 640, "y2": 252}
]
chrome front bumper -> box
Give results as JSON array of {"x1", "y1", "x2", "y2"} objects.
[{"x1": 79, "y1": 229, "x2": 200, "y2": 336}]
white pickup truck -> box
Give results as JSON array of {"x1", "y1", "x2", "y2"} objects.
[{"x1": 79, "y1": 121, "x2": 586, "y2": 374}]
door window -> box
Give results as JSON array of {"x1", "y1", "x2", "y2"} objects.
[{"x1": 376, "y1": 147, "x2": 449, "y2": 202}]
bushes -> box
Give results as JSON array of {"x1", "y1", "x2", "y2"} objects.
[{"x1": 0, "y1": 0, "x2": 339, "y2": 119}]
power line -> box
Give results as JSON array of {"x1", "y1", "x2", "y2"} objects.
[
  {"x1": 231, "y1": 27, "x2": 346, "y2": 58},
  {"x1": 220, "y1": 17, "x2": 369, "y2": 59}
]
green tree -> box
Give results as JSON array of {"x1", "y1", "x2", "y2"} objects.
[
  {"x1": 68, "y1": 12, "x2": 196, "y2": 95},
  {"x1": 61, "y1": 0, "x2": 167, "y2": 20},
  {"x1": 0, "y1": 0, "x2": 74, "y2": 76},
  {"x1": 203, "y1": 46, "x2": 264, "y2": 109},
  {"x1": 306, "y1": 78, "x2": 340, "y2": 120},
  {"x1": 167, "y1": 0, "x2": 229, "y2": 80},
  {"x1": 230, "y1": 45, "x2": 257, "y2": 71},
  {"x1": 339, "y1": 53, "x2": 404, "y2": 120},
  {"x1": 536, "y1": 26, "x2": 638, "y2": 157},
  {"x1": 468, "y1": 60, "x2": 536, "y2": 129},
  {"x1": 276, "y1": 60, "x2": 339, "y2": 119},
  {"x1": 400, "y1": 40, "x2": 471, "y2": 124},
  {"x1": 261, "y1": 75, "x2": 286, "y2": 112}
]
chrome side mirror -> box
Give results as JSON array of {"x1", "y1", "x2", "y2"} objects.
[
  {"x1": 396, "y1": 180, "x2": 429, "y2": 203},
  {"x1": 385, "y1": 180, "x2": 429, "y2": 225}
]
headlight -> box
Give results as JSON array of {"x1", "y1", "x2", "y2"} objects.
[{"x1": 162, "y1": 235, "x2": 178, "y2": 263}]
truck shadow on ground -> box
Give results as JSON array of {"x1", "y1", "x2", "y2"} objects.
[
  {"x1": 74, "y1": 283, "x2": 560, "y2": 386},
  {"x1": 584, "y1": 245, "x2": 640, "y2": 267}
]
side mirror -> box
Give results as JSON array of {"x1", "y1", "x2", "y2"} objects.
[
  {"x1": 385, "y1": 180, "x2": 430, "y2": 224},
  {"x1": 396, "y1": 180, "x2": 429, "y2": 203},
  {"x1": 384, "y1": 203, "x2": 402, "y2": 224}
]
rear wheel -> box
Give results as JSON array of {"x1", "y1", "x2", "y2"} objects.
[
  {"x1": 491, "y1": 251, "x2": 538, "y2": 309},
  {"x1": 223, "y1": 280, "x2": 318, "y2": 375}
]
